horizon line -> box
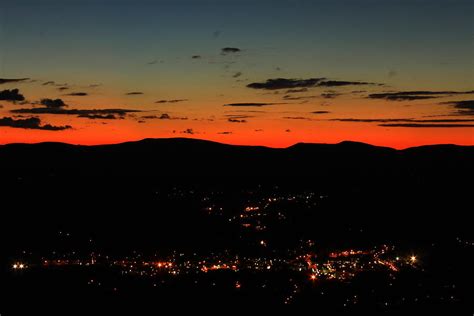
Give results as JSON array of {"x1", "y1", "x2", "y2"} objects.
[{"x1": 1, "y1": 137, "x2": 472, "y2": 151}]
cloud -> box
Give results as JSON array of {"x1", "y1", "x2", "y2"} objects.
[
  {"x1": 321, "y1": 92, "x2": 341, "y2": 99},
  {"x1": 58, "y1": 87, "x2": 69, "y2": 91},
  {"x1": 11, "y1": 107, "x2": 140, "y2": 117},
  {"x1": 225, "y1": 114, "x2": 253, "y2": 119},
  {"x1": 40, "y1": 98, "x2": 68, "y2": 108},
  {"x1": 330, "y1": 118, "x2": 474, "y2": 123},
  {"x1": 318, "y1": 80, "x2": 380, "y2": 87},
  {"x1": 228, "y1": 118, "x2": 247, "y2": 123},
  {"x1": 247, "y1": 78, "x2": 325, "y2": 90},
  {"x1": 368, "y1": 91, "x2": 474, "y2": 101},
  {"x1": 141, "y1": 114, "x2": 187, "y2": 120},
  {"x1": 233, "y1": 72, "x2": 243, "y2": 78},
  {"x1": 442, "y1": 100, "x2": 474, "y2": 115},
  {"x1": 312, "y1": 111, "x2": 331, "y2": 114},
  {"x1": 0, "y1": 89, "x2": 25, "y2": 102},
  {"x1": 224, "y1": 102, "x2": 276, "y2": 107},
  {"x1": 283, "y1": 116, "x2": 312, "y2": 120},
  {"x1": 247, "y1": 78, "x2": 381, "y2": 90},
  {"x1": 286, "y1": 88, "x2": 308, "y2": 93},
  {"x1": 217, "y1": 131, "x2": 232, "y2": 135},
  {"x1": 156, "y1": 99, "x2": 188, "y2": 104},
  {"x1": 192, "y1": 55, "x2": 202, "y2": 59},
  {"x1": 152, "y1": 113, "x2": 170, "y2": 119},
  {"x1": 42, "y1": 81, "x2": 67, "y2": 87},
  {"x1": 379, "y1": 123, "x2": 474, "y2": 128},
  {"x1": 66, "y1": 92, "x2": 88, "y2": 96},
  {"x1": 331, "y1": 118, "x2": 413, "y2": 123},
  {"x1": 283, "y1": 95, "x2": 317, "y2": 101},
  {"x1": 447, "y1": 100, "x2": 474, "y2": 109},
  {"x1": 221, "y1": 47, "x2": 241, "y2": 54},
  {"x1": 126, "y1": 92, "x2": 144, "y2": 95},
  {"x1": 181, "y1": 128, "x2": 195, "y2": 134},
  {"x1": 0, "y1": 78, "x2": 30, "y2": 84},
  {"x1": 0, "y1": 116, "x2": 71, "y2": 130},
  {"x1": 77, "y1": 114, "x2": 121, "y2": 120}
]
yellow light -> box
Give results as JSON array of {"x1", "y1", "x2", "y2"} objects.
[
  {"x1": 13, "y1": 264, "x2": 18, "y2": 269},
  {"x1": 410, "y1": 255, "x2": 417, "y2": 263},
  {"x1": 310, "y1": 274, "x2": 317, "y2": 281},
  {"x1": 19, "y1": 264, "x2": 24, "y2": 269}
]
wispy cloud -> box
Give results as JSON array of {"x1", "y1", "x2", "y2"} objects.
[
  {"x1": 228, "y1": 118, "x2": 247, "y2": 123},
  {"x1": 247, "y1": 78, "x2": 381, "y2": 90},
  {"x1": 77, "y1": 114, "x2": 121, "y2": 120},
  {"x1": 330, "y1": 118, "x2": 474, "y2": 123},
  {"x1": 11, "y1": 107, "x2": 140, "y2": 117},
  {"x1": 0, "y1": 78, "x2": 30, "y2": 84},
  {"x1": 141, "y1": 114, "x2": 188, "y2": 120},
  {"x1": 224, "y1": 102, "x2": 278, "y2": 107},
  {"x1": 442, "y1": 100, "x2": 474, "y2": 116},
  {"x1": 283, "y1": 95, "x2": 317, "y2": 101},
  {"x1": 66, "y1": 92, "x2": 88, "y2": 96},
  {"x1": 368, "y1": 91, "x2": 474, "y2": 101},
  {"x1": 156, "y1": 99, "x2": 188, "y2": 104},
  {"x1": 248, "y1": 78, "x2": 324, "y2": 90},
  {"x1": 221, "y1": 47, "x2": 241, "y2": 55},
  {"x1": 379, "y1": 123, "x2": 474, "y2": 128}
]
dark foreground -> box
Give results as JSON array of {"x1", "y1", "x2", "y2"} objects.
[{"x1": 1, "y1": 138, "x2": 473, "y2": 313}]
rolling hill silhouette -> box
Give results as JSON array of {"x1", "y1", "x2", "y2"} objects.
[
  {"x1": 1, "y1": 138, "x2": 472, "y2": 258},
  {"x1": 0, "y1": 137, "x2": 472, "y2": 177}
]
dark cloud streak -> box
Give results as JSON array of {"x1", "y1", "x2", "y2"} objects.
[
  {"x1": 368, "y1": 91, "x2": 474, "y2": 101},
  {"x1": 0, "y1": 78, "x2": 30, "y2": 84},
  {"x1": 224, "y1": 102, "x2": 276, "y2": 107},
  {"x1": 0, "y1": 117, "x2": 71, "y2": 130},
  {"x1": 247, "y1": 78, "x2": 381, "y2": 90}
]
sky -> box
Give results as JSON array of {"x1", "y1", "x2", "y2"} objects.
[{"x1": 0, "y1": 0, "x2": 473, "y2": 148}]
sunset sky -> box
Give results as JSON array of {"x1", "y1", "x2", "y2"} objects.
[{"x1": 0, "y1": 0, "x2": 473, "y2": 148}]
